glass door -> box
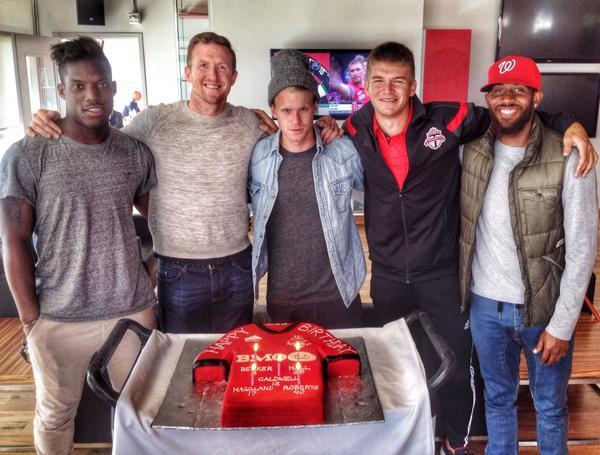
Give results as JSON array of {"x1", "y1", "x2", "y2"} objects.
[
  {"x1": 0, "y1": 33, "x2": 22, "y2": 158},
  {"x1": 0, "y1": 33, "x2": 58, "y2": 158},
  {"x1": 14, "y1": 34, "x2": 60, "y2": 127},
  {"x1": 25, "y1": 55, "x2": 59, "y2": 115},
  {"x1": 94, "y1": 35, "x2": 146, "y2": 127}
]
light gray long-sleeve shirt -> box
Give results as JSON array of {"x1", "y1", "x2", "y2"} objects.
[
  {"x1": 124, "y1": 101, "x2": 263, "y2": 259},
  {"x1": 472, "y1": 140, "x2": 598, "y2": 340}
]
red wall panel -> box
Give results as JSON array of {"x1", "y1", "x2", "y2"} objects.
[{"x1": 423, "y1": 29, "x2": 471, "y2": 103}]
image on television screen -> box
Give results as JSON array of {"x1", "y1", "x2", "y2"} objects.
[{"x1": 270, "y1": 49, "x2": 371, "y2": 119}]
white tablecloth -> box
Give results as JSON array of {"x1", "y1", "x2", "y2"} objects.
[{"x1": 112, "y1": 319, "x2": 434, "y2": 455}]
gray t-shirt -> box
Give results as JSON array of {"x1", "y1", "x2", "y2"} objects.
[
  {"x1": 0, "y1": 129, "x2": 157, "y2": 321},
  {"x1": 471, "y1": 140, "x2": 527, "y2": 303},
  {"x1": 266, "y1": 146, "x2": 341, "y2": 305},
  {"x1": 124, "y1": 101, "x2": 263, "y2": 259}
]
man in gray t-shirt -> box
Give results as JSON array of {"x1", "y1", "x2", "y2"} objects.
[{"x1": 0, "y1": 37, "x2": 157, "y2": 454}]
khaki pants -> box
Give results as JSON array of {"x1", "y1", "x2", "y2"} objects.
[{"x1": 27, "y1": 306, "x2": 156, "y2": 455}]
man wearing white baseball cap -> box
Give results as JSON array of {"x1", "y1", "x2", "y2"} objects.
[{"x1": 459, "y1": 55, "x2": 597, "y2": 454}]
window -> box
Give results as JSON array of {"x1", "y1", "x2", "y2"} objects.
[
  {"x1": 0, "y1": 34, "x2": 22, "y2": 158},
  {"x1": 176, "y1": 0, "x2": 209, "y2": 100}
]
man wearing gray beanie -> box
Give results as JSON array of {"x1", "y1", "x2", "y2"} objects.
[
  {"x1": 250, "y1": 49, "x2": 366, "y2": 328},
  {"x1": 267, "y1": 49, "x2": 321, "y2": 106}
]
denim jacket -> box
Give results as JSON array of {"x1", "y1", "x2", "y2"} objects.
[{"x1": 249, "y1": 126, "x2": 366, "y2": 308}]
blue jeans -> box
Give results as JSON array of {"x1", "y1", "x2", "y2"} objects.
[
  {"x1": 157, "y1": 247, "x2": 254, "y2": 334},
  {"x1": 470, "y1": 293, "x2": 573, "y2": 455}
]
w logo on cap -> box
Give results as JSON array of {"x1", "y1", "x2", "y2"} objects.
[
  {"x1": 480, "y1": 55, "x2": 541, "y2": 92},
  {"x1": 498, "y1": 59, "x2": 516, "y2": 74}
]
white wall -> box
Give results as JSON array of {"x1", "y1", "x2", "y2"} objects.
[
  {"x1": 0, "y1": 0, "x2": 34, "y2": 34},
  {"x1": 210, "y1": 0, "x2": 501, "y2": 112},
  {"x1": 211, "y1": 0, "x2": 424, "y2": 113},
  {"x1": 36, "y1": 0, "x2": 179, "y2": 106}
]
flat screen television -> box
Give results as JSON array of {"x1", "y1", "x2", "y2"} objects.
[
  {"x1": 497, "y1": 0, "x2": 600, "y2": 63},
  {"x1": 270, "y1": 49, "x2": 371, "y2": 119},
  {"x1": 538, "y1": 73, "x2": 600, "y2": 137}
]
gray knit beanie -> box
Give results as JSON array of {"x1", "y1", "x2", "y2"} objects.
[{"x1": 268, "y1": 49, "x2": 319, "y2": 105}]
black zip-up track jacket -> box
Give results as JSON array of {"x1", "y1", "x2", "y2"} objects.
[{"x1": 344, "y1": 97, "x2": 489, "y2": 283}]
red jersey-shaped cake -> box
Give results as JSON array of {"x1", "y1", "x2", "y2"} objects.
[{"x1": 192, "y1": 321, "x2": 361, "y2": 427}]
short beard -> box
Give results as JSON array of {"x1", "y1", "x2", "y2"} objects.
[{"x1": 489, "y1": 103, "x2": 535, "y2": 137}]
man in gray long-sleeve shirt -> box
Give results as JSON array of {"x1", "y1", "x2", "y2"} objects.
[
  {"x1": 458, "y1": 55, "x2": 597, "y2": 455},
  {"x1": 125, "y1": 33, "x2": 264, "y2": 334}
]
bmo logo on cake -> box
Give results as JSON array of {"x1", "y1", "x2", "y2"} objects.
[{"x1": 236, "y1": 351, "x2": 318, "y2": 363}]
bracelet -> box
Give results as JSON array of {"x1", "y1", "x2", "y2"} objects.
[{"x1": 22, "y1": 318, "x2": 38, "y2": 329}]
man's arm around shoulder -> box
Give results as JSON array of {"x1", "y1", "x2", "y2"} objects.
[
  {"x1": 331, "y1": 136, "x2": 364, "y2": 193},
  {"x1": 122, "y1": 104, "x2": 165, "y2": 144},
  {"x1": 27, "y1": 103, "x2": 163, "y2": 146}
]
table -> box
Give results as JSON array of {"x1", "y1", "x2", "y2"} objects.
[{"x1": 112, "y1": 319, "x2": 434, "y2": 455}]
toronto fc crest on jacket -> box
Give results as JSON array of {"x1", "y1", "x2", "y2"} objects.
[
  {"x1": 423, "y1": 127, "x2": 446, "y2": 150},
  {"x1": 192, "y1": 322, "x2": 361, "y2": 427}
]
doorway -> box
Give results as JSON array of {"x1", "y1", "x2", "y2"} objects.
[{"x1": 0, "y1": 33, "x2": 60, "y2": 158}]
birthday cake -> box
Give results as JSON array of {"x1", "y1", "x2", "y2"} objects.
[{"x1": 192, "y1": 321, "x2": 361, "y2": 428}]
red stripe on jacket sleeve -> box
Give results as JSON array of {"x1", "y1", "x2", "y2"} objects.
[
  {"x1": 446, "y1": 102, "x2": 468, "y2": 133},
  {"x1": 345, "y1": 116, "x2": 357, "y2": 136}
]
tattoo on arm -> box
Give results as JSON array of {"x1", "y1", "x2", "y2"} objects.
[
  {"x1": 0, "y1": 197, "x2": 34, "y2": 238},
  {"x1": 5, "y1": 197, "x2": 23, "y2": 226}
]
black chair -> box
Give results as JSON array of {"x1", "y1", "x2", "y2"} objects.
[
  {"x1": 74, "y1": 215, "x2": 155, "y2": 443},
  {"x1": 0, "y1": 241, "x2": 18, "y2": 317},
  {"x1": 133, "y1": 214, "x2": 154, "y2": 265},
  {"x1": 582, "y1": 272, "x2": 596, "y2": 314}
]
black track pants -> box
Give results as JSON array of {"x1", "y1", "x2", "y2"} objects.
[{"x1": 371, "y1": 273, "x2": 477, "y2": 448}]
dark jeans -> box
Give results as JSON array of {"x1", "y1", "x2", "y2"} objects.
[
  {"x1": 157, "y1": 247, "x2": 253, "y2": 334},
  {"x1": 267, "y1": 295, "x2": 362, "y2": 329},
  {"x1": 370, "y1": 273, "x2": 477, "y2": 448}
]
